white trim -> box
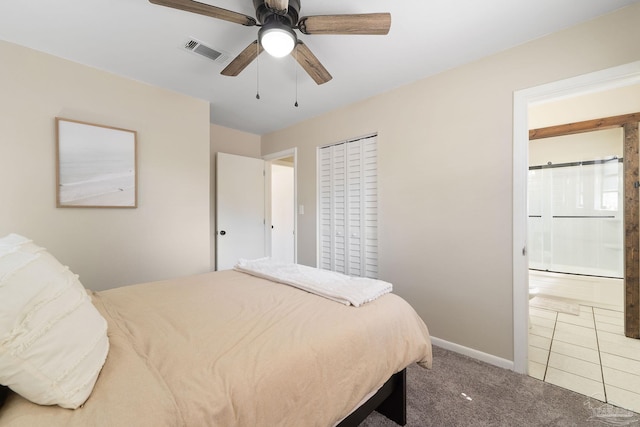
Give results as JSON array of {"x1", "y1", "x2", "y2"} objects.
[
  {"x1": 315, "y1": 147, "x2": 322, "y2": 268},
  {"x1": 430, "y1": 336, "x2": 514, "y2": 370},
  {"x1": 263, "y1": 148, "x2": 296, "y2": 162},
  {"x1": 512, "y1": 60, "x2": 640, "y2": 374}
]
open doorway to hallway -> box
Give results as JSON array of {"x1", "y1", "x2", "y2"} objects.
[
  {"x1": 264, "y1": 149, "x2": 297, "y2": 264},
  {"x1": 270, "y1": 157, "x2": 295, "y2": 263}
]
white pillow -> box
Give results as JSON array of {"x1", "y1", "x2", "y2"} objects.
[{"x1": 0, "y1": 234, "x2": 109, "y2": 409}]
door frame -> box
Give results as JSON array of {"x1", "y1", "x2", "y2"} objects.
[
  {"x1": 264, "y1": 148, "x2": 298, "y2": 263},
  {"x1": 512, "y1": 60, "x2": 640, "y2": 373}
]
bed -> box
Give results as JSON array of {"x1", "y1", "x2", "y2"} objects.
[{"x1": 0, "y1": 237, "x2": 432, "y2": 427}]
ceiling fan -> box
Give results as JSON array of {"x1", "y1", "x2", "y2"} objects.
[{"x1": 148, "y1": 0, "x2": 391, "y2": 85}]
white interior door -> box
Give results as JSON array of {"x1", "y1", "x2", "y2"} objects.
[{"x1": 216, "y1": 152, "x2": 265, "y2": 270}]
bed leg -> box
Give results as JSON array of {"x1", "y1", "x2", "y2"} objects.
[
  {"x1": 336, "y1": 368, "x2": 407, "y2": 427},
  {"x1": 375, "y1": 369, "x2": 406, "y2": 426}
]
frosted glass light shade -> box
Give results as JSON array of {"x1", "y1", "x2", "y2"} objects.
[{"x1": 259, "y1": 24, "x2": 296, "y2": 58}]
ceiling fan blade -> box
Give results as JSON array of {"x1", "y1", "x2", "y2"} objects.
[
  {"x1": 221, "y1": 40, "x2": 264, "y2": 77},
  {"x1": 298, "y1": 13, "x2": 391, "y2": 35},
  {"x1": 265, "y1": 0, "x2": 289, "y2": 14},
  {"x1": 149, "y1": 0, "x2": 256, "y2": 26},
  {"x1": 294, "y1": 41, "x2": 332, "y2": 85}
]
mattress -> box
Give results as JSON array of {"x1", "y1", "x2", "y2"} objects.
[{"x1": 0, "y1": 269, "x2": 431, "y2": 426}]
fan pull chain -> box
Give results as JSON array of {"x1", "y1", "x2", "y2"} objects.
[
  {"x1": 294, "y1": 44, "x2": 299, "y2": 107},
  {"x1": 256, "y1": 41, "x2": 260, "y2": 100}
]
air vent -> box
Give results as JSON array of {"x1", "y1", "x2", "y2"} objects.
[{"x1": 182, "y1": 38, "x2": 229, "y2": 65}]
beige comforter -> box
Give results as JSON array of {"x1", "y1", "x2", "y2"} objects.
[{"x1": 0, "y1": 270, "x2": 431, "y2": 427}]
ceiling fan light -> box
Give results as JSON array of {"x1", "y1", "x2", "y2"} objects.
[{"x1": 259, "y1": 23, "x2": 296, "y2": 58}]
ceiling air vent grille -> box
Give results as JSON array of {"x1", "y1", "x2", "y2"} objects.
[{"x1": 182, "y1": 38, "x2": 229, "y2": 65}]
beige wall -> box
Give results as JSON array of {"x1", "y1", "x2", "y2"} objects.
[
  {"x1": 529, "y1": 129, "x2": 623, "y2": 166},
  {"x1": 0, "y1": 40, "x2": 211, "y2": 291},
  {"x1": 209, "y1": 124, "x2": 261, "y2": 266},
  {"x1": 529, "y1": 83, "x2": 640, "y2": 165},
  {"x1": 210, "y1": 124, "x2": 262, "y2": 158},
  {"x1": 530, "y1": 83, "x2": 640, "y2": 128},
  {"x1": 261, "y1": 4, "x2": 640, "y2": 361}
]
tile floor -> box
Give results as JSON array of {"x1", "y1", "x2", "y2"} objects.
[{"x1": 528, "y1": 270, "x2": 640, "y2": 413}]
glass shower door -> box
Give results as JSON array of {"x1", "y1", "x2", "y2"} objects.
[{"x1": 528, "y1": 158, "x2": 623, "y2": 278}]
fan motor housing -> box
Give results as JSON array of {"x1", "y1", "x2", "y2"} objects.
[{"x1": 253, "y1": 0, "x2": 300, "y2": 26}]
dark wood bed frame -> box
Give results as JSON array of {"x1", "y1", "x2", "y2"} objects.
[
  {"x1": 0, "y1": 385, "x2": 9, "y2": 408},
  {"x1": 337, "y1": 368, "x2": 406, "y2": 427}
]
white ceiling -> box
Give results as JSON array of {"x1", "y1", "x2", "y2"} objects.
[{"x1": 1, "y1": 0, "x2": 638, "y2": 135}]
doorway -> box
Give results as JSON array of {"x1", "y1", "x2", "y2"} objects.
[
  {"x1": 264, "y1": 148, "x2": 297, "y2": 263},
  {"x1": 270, "y1": 158, "x2": 295, "y2": 262},
  {"x1": 513, "y1": 61, "x2": 640, "y2": 374},
  {"x1": 526, "y1": 120, "x2": 627, "y2": 402},
  {"x1": 215, "y1": 149, "x2": 297, "y2": 270},
  {"x1": 513, "y1": 61, "x2": 640, "y2": 373}
]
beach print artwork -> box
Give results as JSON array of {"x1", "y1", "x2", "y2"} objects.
[{"x1": 56, "y1": 118, "x2": 137, "y2": 208}]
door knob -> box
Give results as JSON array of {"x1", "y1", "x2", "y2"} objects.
[{"x1": 220, "y1": 230, "x2": 226, "y2": 236}]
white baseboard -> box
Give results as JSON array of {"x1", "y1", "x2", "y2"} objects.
[{"x1": 430, "y1": 336, "x2": 515, "y2": 370}]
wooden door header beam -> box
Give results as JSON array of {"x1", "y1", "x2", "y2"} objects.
[{"x1": 529, "y1": 112, "x2": 640, "y2": 140}]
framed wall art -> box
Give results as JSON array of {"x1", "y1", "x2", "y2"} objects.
[{"x1": 56, "y1": 118, "x2": 137, "y2": 208}]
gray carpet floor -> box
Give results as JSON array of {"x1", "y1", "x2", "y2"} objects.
[{"x1": 360, "y1": 345, "x2": 640, "y2": 427}]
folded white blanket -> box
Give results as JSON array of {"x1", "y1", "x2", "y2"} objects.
[{"x1": 234, "y1": 258, "x2": 392, "y2": 307}]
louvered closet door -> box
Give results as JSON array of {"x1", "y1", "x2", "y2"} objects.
[{"x1": 319, "y1": 135, "x2": 378, "y2": 278}]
